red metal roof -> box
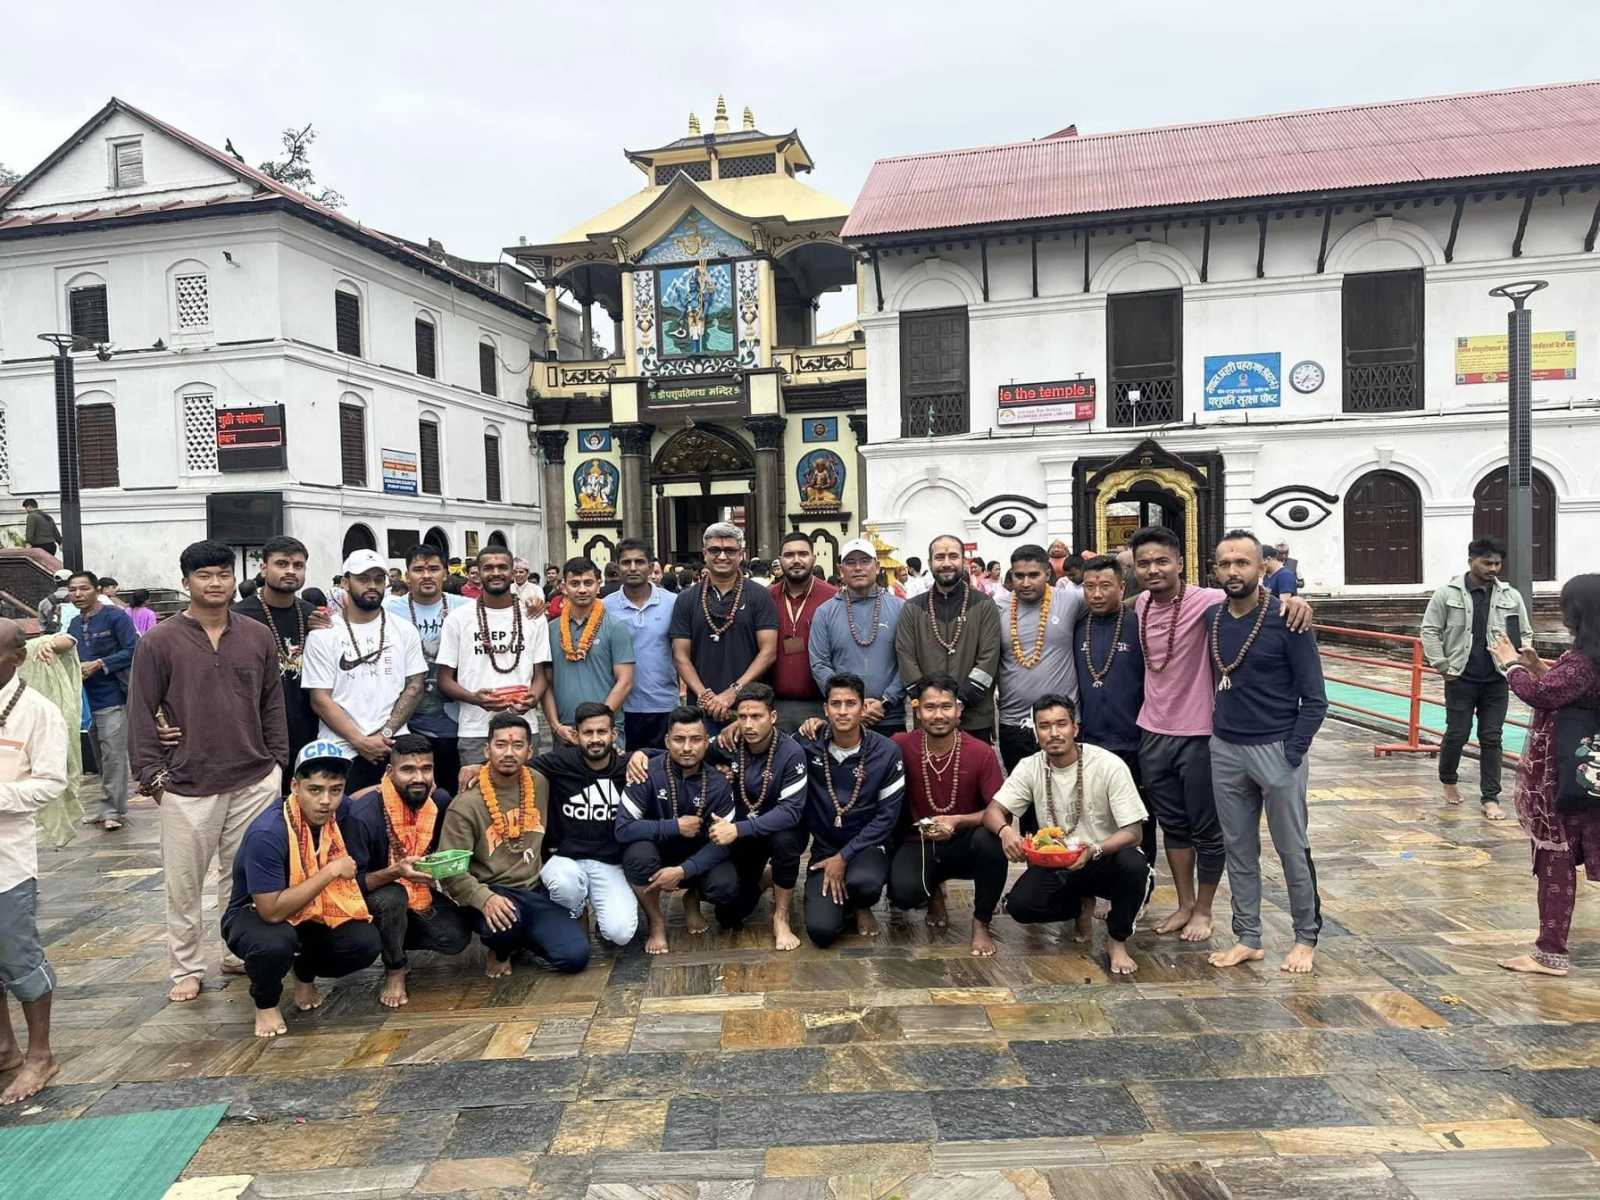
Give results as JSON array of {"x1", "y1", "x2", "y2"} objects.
[{"x1": 842, "y1": 81, "x2": 1600, "y2": 239}]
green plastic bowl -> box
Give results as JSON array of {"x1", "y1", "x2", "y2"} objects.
[{"x1": 415, "y1": 849, "x2": 472, "y2": 879}]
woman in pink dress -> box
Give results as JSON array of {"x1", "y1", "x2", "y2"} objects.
[
  {"x1": 1490, "y1": 573, "x2": 1600, "y2": 977},
  {"x1": 123, "y1": 589, "x2": 159, "y2": 636}
]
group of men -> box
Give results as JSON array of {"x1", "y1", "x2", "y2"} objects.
[{"x1": 1, "y1": 515, "x2": 1334, "y2": 1083}]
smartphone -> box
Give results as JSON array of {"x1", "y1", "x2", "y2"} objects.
[{"x1": 1506, "y1": 615, "x2": 1523, "y2": 650}]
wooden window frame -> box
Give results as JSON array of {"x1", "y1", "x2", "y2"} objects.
[
  {"x1": 898, "y1": 305, "x2": 970, "y2": 438},
  {"x1": 484, "y1": 429, "x2": 503, "y2": 503},
  {"x1": 77, "y1": 403, "x2": 121, "y2": 489},
  {"x1": 339, "y1": 402, "x2": 368, "y2": 488},
  {"x1": 479, "y1": 340, "x2": 498, "y2": 396},
  {"x1": 335, "y1": 288, "x2": 363, "y2": 357},
  {"x1": 1106, "y1": 289, "x2": 1183, "y2": 427},
  {"x1": 1341, "y1": 269, "x2": 1424, "y2": 413},
  {"x1": 415, "y1": 315, "x2": 437, "y2": 379},
  {"x1": 419, "y1": 417, "x2": 442, "y2": 496}
]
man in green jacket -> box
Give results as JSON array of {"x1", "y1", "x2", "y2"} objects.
[
  {"x1": 21, "y1": 501, "x2": 61, "y2": 559},
  {"x1": 1418, "y1": 536, "x2": 1531, "y2": 820}
]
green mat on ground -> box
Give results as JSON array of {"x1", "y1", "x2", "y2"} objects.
[
  {"x1": 0, "y1": 1103, "x2": 226, "y2": 1200},
  {"x1": 1326, "y1": 681, "x2": 1528, "y2": 756}
]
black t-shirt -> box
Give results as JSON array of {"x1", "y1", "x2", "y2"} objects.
[
  {"x1": 233, "y1": 595, "x2": 319, "y2": 752},
  {"x1": 1463, "y1": 583, "x2": 1496, "y2": 682},
  {"x1": 668, "y1": 578, "x2": 779, "y2": 694},
  {"x1": 534, "y1": 745, "x2": 629, "y2": 864}
]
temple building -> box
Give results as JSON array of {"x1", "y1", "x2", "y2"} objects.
[
  {"x1": 842, "y1": 81, "x2": 1600, "y2": 594},
  {"x1": 512, "y1": 98, "x2": 866, "y2": 570}
]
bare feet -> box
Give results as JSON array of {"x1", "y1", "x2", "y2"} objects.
[
  {"x1": 1443, "y1": 783, "x2": 1462, "y2": 806},
  {"x1": 1072, "y1": 912, "x2": 1093, "y2": 943},
  {"x1": 854, "y1": 910, "x2": 880, "y2": 938},
  {"x1": 1208, "y1": 942, "x2": 1265, "y2": 968},
  {"x1": 1499, "y1": 954, "x2": 1568, "y2": 977},
  {"x1": 293, "y1": 980, "x2": 323, "y2": 1011},
  {"x1": 485, "y1": 951, "x2": 513, "y2": 978},
  {"x1": 773, "y1": 920, "x2": 800, "y2": 952},
  {"x1": 1108, "y1": 939, "x2": 1138, "y2": 975},
  {"x1": 167, "y1": 975, "x2": 202, "y2": 1003},
  {"x1": 1281, "y1": 944, "x2": 1316, "y2": 974},
  {"x1": 683, "y1": 896, "x2": 708, "y2": 936},
  {"x1": 927, "y1": 886, "x2": 949, "y2": 930},
  {"x1": 1094, "y1": 898, "x2": 1111, "y2": 920},
  {"x1": 220, "y1": 960, "x2": 247, "y2": 976},
  {"x1": 0, "y1": 1054, "x2": 60, "y2": 1104},
  {"x1": 1179, "y1": 912, "x2": 1214, "y2": 942},
  {"x1": 0, "y1": 1047, "x2": 21, "y2": 1074},
  {"x1": 379, "y1": 970, "x2": 410, "y2": 1008},
  {"x1": 644, "y1": 923, "x2": 670, "y2": 955},
  {"x1": 1154, "y1": 907, "x2": 1192, "y2": 935},
  {"x1": 1482, "y1": 801, "x2": 1507, "y2": 821},
  {"x1": 970, "y1": 920, "x2": 996, "y2": 958},
  {"x1": 253, "y1": 1007, "x2": 288, "y2": 1039}
]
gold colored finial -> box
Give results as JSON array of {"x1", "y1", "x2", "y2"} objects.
[
  {"x1": 742, "y1": 105, "x2": 755, "y2": 131},
  {"x1": 713, "y1": 95, "x2": 730, "y2": 134},
  {"x1": 688, "y1": 112, "x2": 700, "y2": 135}
]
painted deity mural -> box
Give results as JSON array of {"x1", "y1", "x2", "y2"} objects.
[
  {"x1": 797, "y1": 449, "x2": 846, "y2": 511},
  {"x1": 638, "y1": 210, "x2": 749, "y2": 266},
  {"x1": 574, "y1": 458, "x2": 621, "y2": 517},
  {"x1": 659, "y1": 261, "x2": 734, "y2": 357}
]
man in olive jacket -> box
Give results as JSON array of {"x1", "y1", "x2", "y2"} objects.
[
  {"x1": 894, "y1": 534, "x2": 1002, "y2": 741},
  {"x1": 1418, "y1": 536, "x2": 1531, "y2": 819}
]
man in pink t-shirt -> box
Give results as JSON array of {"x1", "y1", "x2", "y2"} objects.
[{"x1": 1131, "y1": 527, "x2": 1311, "y2": 944}]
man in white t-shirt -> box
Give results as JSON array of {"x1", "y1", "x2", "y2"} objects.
[
  {"x1": 303, "y1": 550, "x2": 428, "y2": 794},
  {"x1": 437, "y1": 546, "x2": 552, "y2": 789}
]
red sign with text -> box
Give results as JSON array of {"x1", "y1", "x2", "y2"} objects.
[{"x1": 996, "y1": 379, "x2": 1096, "y2": 426}]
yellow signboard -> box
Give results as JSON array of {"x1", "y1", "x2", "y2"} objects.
[{"x1": 1454, "y1": 330, "x2": 1577, "y2": 385}]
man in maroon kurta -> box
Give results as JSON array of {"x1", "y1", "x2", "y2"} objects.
[
  {"x1": 887, "y1": 673, "x2": 1007, "y2": 956},
  {"x1": 769, "y1": 532, "x2": 837, "y2": 735}
]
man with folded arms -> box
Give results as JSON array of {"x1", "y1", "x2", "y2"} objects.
[
  {"x1": 887, "y1": 674, "x2": 1007, "y2": 957},
  {"x1": 987, "y1": 694, "x2": 1150, "y2": 975},
  {"x1": 221, "y1": 741, "x2": 382, "y2": 1038},
  {"x1": 436, "y1": 712, "x2": 590, "y2": 977},
  {"x1": 341, "y1": 734, "x2": 470, "y2": 1008}
]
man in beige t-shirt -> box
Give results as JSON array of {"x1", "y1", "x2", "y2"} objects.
[{"x1": 986, "y1": 692, "x2": 1151, "y2": 975}]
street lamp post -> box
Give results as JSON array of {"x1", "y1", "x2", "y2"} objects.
[
  {"x1": 1487, "y1": 280, "x2": 1548, "y2": 613},
  {"x1": 37, "y1": 333, "x2": 83, "y2": 571}
]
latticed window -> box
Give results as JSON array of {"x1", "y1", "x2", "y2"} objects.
[
  {"x1": 339, "y1": 403, "x2": 367, "y2": 487},
  {"x1": 335, "y1": 289, "x2": 362, "y2": 356},
  {"x1": 1108, "y1": 290, "x2": 1183, "y2": 426},
  {"x1": 0, "y1": 408, "x2": 9, "y2": 486},
  {"x1": 111, "y1": 139, "x2": 143, "y2": 188},
  {"x1": 1343, "y1": 270, "x2": 1423, "y2": 413},
  {"x1": 479, "y1": 342, "x2": 498, "y2": 396},
  {"x1": 484, "y1": 431, "x2": 502, "y2": 502},
  {"x1": 899, "y1": 307, "x2": 970, "y2": 437},
  {"x1": 719, "y1": 153, "x2": 776, "y2": 178},
  {"x1": 69, "y1": 284, "x2": 110, "y2": 349},
  {"x1": 419, "y1": 419, "x2": 442, "y2": 495},
  {"x1": 415, "y1": 317, "x2": 437, "y2": 378},
  {"x1": 653, "y1": 160, "x2": 711, "y2": 184},
  {"x1": 174, "y1": 273, "x2": 209, "y2": 329},
  {"x1": 78, "y1": 404, "x2": 120, "y2": 488},
  {"x1": 182, "y1": 393, "x2": 219, "y2": 473}
]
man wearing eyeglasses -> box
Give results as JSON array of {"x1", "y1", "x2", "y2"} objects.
[{"x1": 669, "y1": 523, "x2": 778, "y2": 736}]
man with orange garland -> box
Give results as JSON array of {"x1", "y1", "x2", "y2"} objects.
[
  {"x1": 996, "y1": 544, "x2": 1086, "y2": 772},
  {"x1": 221, "y1": 741, "x2": 382, "y2": 1039},
  {"x1": 435, "y1": 712, "x2": 590, "y2": 977},
  {"x1": 341, "y1": 735, "x2": 470, "y2": 1008},
  {"x1": 541, "y1": 557, "x2": 635, "y2": 747},
  {"x1": 886, "y1": 674, "x2": 1008, "y2": 957},
  {"x1": 768, "y1": 532, "x2": 836, "y2": 734}
]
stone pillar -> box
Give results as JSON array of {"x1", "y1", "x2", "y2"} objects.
[
  {"x1": 610, "y1": 422, "x2": 655, "y2": 542},
  {"x1": 544, "y1": 285, "x2": 560, "y2": 359},
  {"x1": 580, "y1": 302, "x2": 594, "y2": 357},
  {"x1": 745, "y1": 415, "x2": 788, "y2": 562},
  {"x1": 535, "y1": 429, "x2": 570, "y2": 567},
  {"x1": 847, "y1": 413, "x2": 869, "y2": 527},
  {"x1": 612, "y1": 317, "x2": 624, "y2": 357}
]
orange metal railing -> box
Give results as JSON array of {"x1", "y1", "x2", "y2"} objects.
[{"x1": 1315, "y1": 623, "x2": 1527, "y2": 762}]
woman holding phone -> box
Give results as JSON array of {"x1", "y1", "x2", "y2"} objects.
[{"x1": 1490, "y1": 574, "x2": 1600, "y2": 977}]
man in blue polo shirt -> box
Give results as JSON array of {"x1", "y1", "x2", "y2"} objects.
[
  {"x1": 1204, "y1": 532, "x2": 1328, "y2": 976},
  {"x1": 65, "y1": 570, "x2": 138, "y2": 830},
  {"x1": 605, "y1": 539, "x2": 678, "y2": 749}
]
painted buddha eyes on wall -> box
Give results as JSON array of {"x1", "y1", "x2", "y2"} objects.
[
  {"x1": 970, "y1": 493, "x2": 1044, "y2": 537},
  {"x1": 1251, "y1": 484, "x2": 1340, "y2": 531}
]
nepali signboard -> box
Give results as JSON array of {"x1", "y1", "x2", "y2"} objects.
[
  {"x1": 1454, "y1": 330, "x2": 1577, "y2": 384},
  {"x1": 382, "y1": 449, "x2": 418, "y2": 495},
  {"x1": 215, "y1": 405, "x2": 287, "y2": 471},
  {"x1": 996, "y1": 379, "x2": 1096, "y2": 427},
  {"x1": 1203, "y1": 353, "x2": 1281, "y2": 411}
]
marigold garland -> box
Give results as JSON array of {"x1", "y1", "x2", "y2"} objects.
[
  {"x1": 560, "y1": 602, "x2": 605, "y2": 662},
  {"x1": 478, "y1": 764, "x2": 540, "y2": 853},
  {"x1": 1008, "y1": 583, "x2": 1054, "y2": 669}
]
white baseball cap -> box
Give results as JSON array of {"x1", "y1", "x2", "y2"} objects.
[
  {"x1": 342, "y1": 549, "x2": 387, "y2": 577},
  {"x1": 839, "y1": 538, "x2": 877, "y2": 562}
]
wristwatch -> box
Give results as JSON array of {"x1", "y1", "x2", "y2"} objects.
[
  {"x1": 1089, "y1": 842, "x2": 1104, "y2": 861},
  {"x1": 380, "y1": 725, "x2": 395, "y2": 739}
]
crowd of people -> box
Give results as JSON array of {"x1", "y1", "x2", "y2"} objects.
[{"x1": 2, "y1": 517, "x2": 1596, "y2": 1106}]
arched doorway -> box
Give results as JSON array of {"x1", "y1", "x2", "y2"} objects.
[
  {"x1": 651, "y1": 425, "x2": 756, "y2": 566},
  {"x1": 1473, "y1": 468, "x2": 1555, "y2": 581},
  {"x1": 424, "y1": 526, "x2": 450, "y2": 558},
  {"x1": 342, "y1": 523, "x2": 377, "y2": 558},
  {"x1": 1344, "y1": 470, "x2": 1421, "y2": 584}
]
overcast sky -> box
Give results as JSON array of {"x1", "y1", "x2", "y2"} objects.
[{"x1": 5, "y1": 1, "x2": 1599, "y2": 335}]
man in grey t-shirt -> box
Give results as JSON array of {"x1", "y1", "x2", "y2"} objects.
[{"x1": 996, "y1": 544, "x2": 1084, "y2": 771}]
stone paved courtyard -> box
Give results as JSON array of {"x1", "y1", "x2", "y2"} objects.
[{"x1": 4, "y1": 720, "x2": 1599, "y2": 1199}]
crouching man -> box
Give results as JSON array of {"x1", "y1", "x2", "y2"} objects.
[
  {"x1": 341, "y1": 734, "x2": 471, "y2": 1007},
  {"x1": 436, "y1": 713, "x2": 590, "y2": 977},
  {"x1": 221, "y1": 741, "x2": 382, "y2": 1038},
  {"x1": 986, "y1": 694, "x2": 1151, "y2": 975}
]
